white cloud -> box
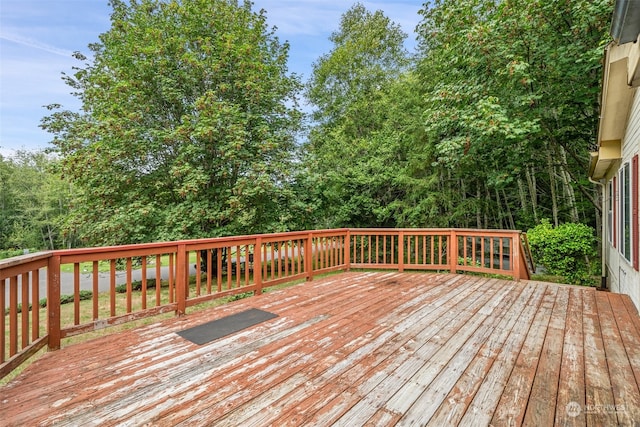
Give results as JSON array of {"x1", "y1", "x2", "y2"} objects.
[{"x1": 0, "y1": 32, "x2": 73, "y2": 57}]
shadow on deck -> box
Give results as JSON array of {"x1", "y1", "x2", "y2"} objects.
[{"x1": 2, "y1": 271, "x2": 639, "y2": 426}]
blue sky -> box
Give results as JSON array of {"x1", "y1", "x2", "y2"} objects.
[{"x1": 0, "y1": 0, "x2": 424, "y2": 157}]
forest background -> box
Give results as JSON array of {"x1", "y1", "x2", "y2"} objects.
[{"x1": 0, "y1": 0, "x2": 612, "y2": 270}]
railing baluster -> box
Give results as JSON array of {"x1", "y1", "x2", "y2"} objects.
[
  {"x1": 155, "y1": 255, "x2": 162, "y2": 306},
  {"x1": 32, "y1": 269, "x2": 39, "y2": 341},
  {"x1": 1, "y1": 278, "x2": 5, "y2": 363},
  {"x1": 195, "y1": 250, "x2": 201, "y2": 297},
  {"x1": 21, "y1": 273, "x2": 29, "y2": 349},
  {"x1": 141, "y1": 257, "x2": 148, "y2": 309},
  {"x1": 110, "y1": 259, "x2": 116, "y2": 317},
  {"x1": 255, "y1": 239, "x2": 262, "y2": 295},
  {"x1": 176, "y1": 245, "x2": 187, "y2": 316},
  {"x1": 48, "y1": 255, "x2": 61, "y2": 351},
  {"x1": 391, "y1": 235, "x2": 395, "y2": 265},
  {"x1": 206, "y1": 249, "x2": 212, "y2": 295},
  {"x1": 74, "y1": 263, "x2": 80, "y2": 325},
  {"x1": 227, "y1": 248, "x2": 233, "y2": 290},
  {"x1": 92, "y1": 261, "x2": 99, "y2": 320},
  {"x1": 217, "y1": 248, "x2": 223, "y2": 292},
  {"x1": 126, "y1": 258, "x2": 132, "y2": 314},
  {"x1": 168, "y1": 253, "x2": 175, "y2": 303}
]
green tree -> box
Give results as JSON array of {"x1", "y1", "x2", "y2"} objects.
[
  {"x1": 408, "y1": 0, "x2": 611, "y2": 230},
  {"x1": 0, "y1": 152, "x2": 74, "y2": 251},
  {"x1": 41, "y1": 0, "x2": 302, "y2": 246},
  {"x1": 305, "y1": 3, "x2": 410, "y2": 227}
]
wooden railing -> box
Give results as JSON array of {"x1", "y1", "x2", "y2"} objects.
[{"x1": 1, "y1": 228, "x2": 531, "y2": 378}]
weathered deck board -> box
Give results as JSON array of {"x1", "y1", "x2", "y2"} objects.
[
  {"x1": 2, "y1": 272, "x2": 640, "y2": 426},
  {"x1": 595, "y1": 291, "x2": 640, "y2": 424},
  {"x1": 582, "y1": 288, "x2": 618, "y2": 427}
]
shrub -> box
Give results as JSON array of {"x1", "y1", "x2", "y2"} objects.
[
  {"x1": 59, "y1": 290, "x2": 93, "y2": 305},
  {"x1": 115, "y1": 279, "x2": 159, "y2": 293},
  {"x1": 0, "y1": 249, "x2": 32, "y2": 260},
  {"x1": 527, "y1": 219, "x2": 598, "y2": 286}
]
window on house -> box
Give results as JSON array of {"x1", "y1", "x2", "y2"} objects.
[
  {"x1": 633, "y1": 154, "x2": 639, "y2": 271},
  {"x1": 608, "y1": 180, "x2": 613, "y2": 244},
  {"x1": 614, "y1": 176, "x2": 618, "y2": 249},
  {"x1": 621, "y1": 162, "x2": 632, "y2": 262}
]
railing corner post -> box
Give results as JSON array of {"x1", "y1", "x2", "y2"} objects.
[
  {"x1": 255, "y1": 237, "x2": 263, "y2": 295},
  {"x1": 449, "y1": 230, "x2": 458, "y2": 275},
  {"x1": 345, "y1": 229, "x2": 351, "y2": 272},
  {"x1": 398, "y1": 230, "x2": 405, "y2": 273},
  {"x1": 176, "y1": 244, "x2": 187, "y2": 316},
  {"x1": 47, "y1": 254, "x2": 61, "y2": 351},
  {"x1": 513, "y1": 232, "x2": 522, "y2": 282},
  {"x1": 305, "y1": 232, "x2": 314, "y2": 282}
]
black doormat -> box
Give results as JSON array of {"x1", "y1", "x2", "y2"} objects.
[{"x1": 177, "y1": 308, "x2": 278, "y2": 345}]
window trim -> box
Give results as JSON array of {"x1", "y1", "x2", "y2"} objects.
[
  {"x1": 633, "y1": 154, "x2": 639, "y2": 271},
  {"x1": 621, "y1": 162, "x2": 632, "y2": 263}
]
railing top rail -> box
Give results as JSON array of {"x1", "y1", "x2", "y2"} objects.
[
  {"x1": 0, "y1": 251, "x2": 53, "y2": 270},
  {"x1": 50, "y1": 229, "x2": 350, "y2": 258},
  {"x1": 348, "y1": 228, "x2": 523, "y2": 235},
  {"x1": 3, "y1": 228, "x2": 526, "y2": 264}
]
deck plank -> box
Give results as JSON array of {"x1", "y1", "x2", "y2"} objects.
[
  {"x1": 582, "y1": 289, "x2": 618, "y2": 427},
  {"x1": 336, "y1": 280, "x2": 506, "y2": 426},
  {"x1": 555, "y1": 286, "x2": 586, "y2": 426},
  {"x1": 521, "y1": 284, "x2": 569, "y2": 426},
  {"x1": 393, "y1": 280, "x2": 525, "y2": 425},
  {"x1": 2, "y1": 272, "x2": 640, "y2": 426},
  {"x1": 270, "y1": 275, "x2": 490, "y2": 426},
  {"x1": 488, "y1": 283, "x2": 557, "y2": 426},
  {"x1": 596, "y1": 291, "x2": 640, "y2": 424},
  {"x1": 426, "y1": 281, "x2": 545, "y2": 426}
]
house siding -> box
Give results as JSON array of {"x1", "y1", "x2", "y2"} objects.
[{"x1": 608, "y1": 88, "x2": 640, "y2": 310}]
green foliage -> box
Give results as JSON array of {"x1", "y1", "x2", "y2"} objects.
[
  {"x1": 406, "y1": 0, "x2": 611, "y2": 229},
  {"x1": 527, "y1": 219, "x2": 598, "y2": 286},
  {"x1": 0, "y1": 152, "x2": 76, "y2": 251},
  {"x1": 60, "y1": 291, "x2": 94, "y2": 305},
  {"x1": 305, "y1": 3, "x2": 411, "y2": 228},
  {"x1": 42, "y1": 0, "x2": 302, "y2": 246},
  {"x1": 115, "y1": 279, "x2": 159, "y2": 293},
  {"x1": 302, "y1": 0, "x2": 610, "y2": 231},
  {"x1": 0, "y1": 249, "x2": 28, "y2": 260}
]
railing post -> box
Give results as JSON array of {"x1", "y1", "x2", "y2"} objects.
[
  {"x1": 345, "y1": 229, "x2": 351, "y2": 271},
  {"x1": 449, "y1": 230, "x2": 458, "y2": 274},
  {"x1": 176, "y1": 244, "x2": 187, "y2": 316},
  {"x1": 513, "y1": 232, "x2": 521, "y2": 281},
  {"x1": 255, "y1": 237, "x2": 263, "y2": 294},
  {"x1": 305, "y1": 232, "x2": 314, "y2": 282},
  {"x1": 47, "y1": 255, "x2": 61, "y2": 351},
  {"x1": 398, "y1": 230, "x2": 405, "y2": 273}
]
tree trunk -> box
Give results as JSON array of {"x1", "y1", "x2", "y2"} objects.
[
  {"x1": 517, "y1": 176, "x2": 528, "y2": 221},
  {"x1": 559, "y1": 146, "x2": 579, "y2": 222},
  {"x1": 546, "y1": 150, "x2": 559, "y2": 227},
  {"x1": 476, "y1": 182, "x2": 482, "y2": 229},
  {"x1": 526, "y1": 165, "x2": 538, "y2": 223},
  {"x1": 494, "y1": 188, "x2": 505, "y2": 229},
  {"x1": 502, "y1": 189, "x2": 516, "y2": 229}
]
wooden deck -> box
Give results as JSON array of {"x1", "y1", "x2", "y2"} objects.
[{"x1": 2, "y1": 272, "x2": 640, "y2": 426}]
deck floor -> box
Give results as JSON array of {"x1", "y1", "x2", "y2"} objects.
[{"x1": 2, "y1": 272, "x2": 640, "y2": 426}]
